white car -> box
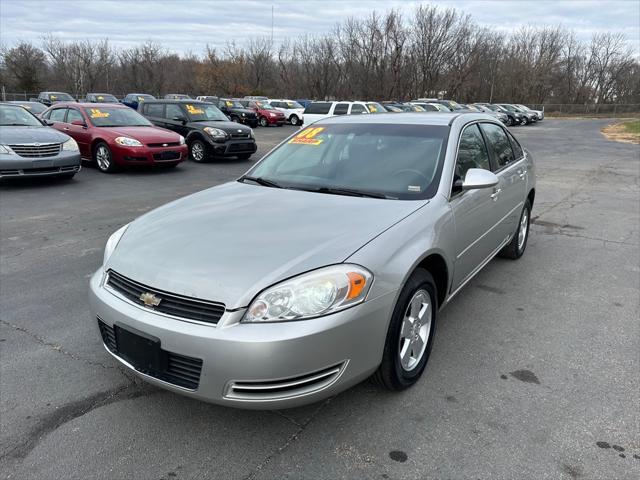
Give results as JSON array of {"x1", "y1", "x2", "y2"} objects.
[
  {"x1": 302, "y1": 101, "x2": 386, "y2": 127},
  {"x1": 266, "y1": 99, "x2": 305, "y2": 126}
]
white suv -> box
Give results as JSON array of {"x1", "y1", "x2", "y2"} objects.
[
  {"x1": 302, "y1": 101, "x2": 385, "y2": 127},
  {"x1": 266, "y1": 99, "x2": 305, "y2": 126}
]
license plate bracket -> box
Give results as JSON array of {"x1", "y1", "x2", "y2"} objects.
[{"x1": 114, "y1": 323, "x2": 164, "y2": 374}]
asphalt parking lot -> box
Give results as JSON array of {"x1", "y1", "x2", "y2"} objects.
[{"x1": 1, "y1": 119, "x2": 638, "y2": 480}]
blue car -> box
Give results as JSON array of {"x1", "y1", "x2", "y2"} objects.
[{"x1": 121, "y1": 93, "x2": 156, "y2": 110}]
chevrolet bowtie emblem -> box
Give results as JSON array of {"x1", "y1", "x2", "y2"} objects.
[{"x1": 139, "y1": 292, "x2": 162, "y2": 307}]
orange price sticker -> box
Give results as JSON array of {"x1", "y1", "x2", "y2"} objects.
[
  {"x1": 90, "y1": 108, "x2": 110, "y2": 118},
  {"x1": 186, "y1": 104, "x2": 204, "y2": 115},
  {"x1": 289, "y1": 127, "x2": 325, "y2": 146}
]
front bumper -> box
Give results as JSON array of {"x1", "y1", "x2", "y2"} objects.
[
  {"x1": 207, "y1": 139, "x2": 257, "y2": 157},
  {"x1": 111, "y1": 144, "x2": 188, "y2": 166},
  {"x1": 265, "y1": 116, "x2": 285, "y2": 126},
  {"x1": 0, "y1": 151, "x2": 81, "y2": 178},
  {"x1": 89, "y1": 268, "x2": 395, "y2": 409}
]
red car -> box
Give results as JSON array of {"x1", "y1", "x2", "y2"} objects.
[
  {"x1": 237, "y1": 99, "x2": 285, "y2": 127},
  {"x1": 41, "y1": 103, "x2": 188, "y2": 173}
]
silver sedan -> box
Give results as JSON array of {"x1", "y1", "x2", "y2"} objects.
[{"x1": 89, "y1": 112, "x2": 535, "y2": 409}]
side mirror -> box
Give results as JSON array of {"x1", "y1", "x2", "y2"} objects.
[
  {"x1": 172, "y1": 116, "x2": 187, "y2": 124},
  {"x1": 71, "y1": 119, "x2": 87, "y2": 128},
  {"x1": 41, "y1": 119, "x2": 53, "y2": 126},
  {"x1": 460, "y1": 168, "x2": 499, "y2": 190}
]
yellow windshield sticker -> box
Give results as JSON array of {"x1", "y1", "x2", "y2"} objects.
[
  {"x1": 97, "y1": 96, "x2": 104, "y2": 100},
  {"x1": 368, "y1": 104, "x2": 378, "y2": 112},
  {"x1": 89, "y1": 108, "x2": 110, "y2": 118},
  {"x1": 50, "y1": 95, "x2": 57, "y2": 100},
  {"x1": 186, "y1": 104, "x2": 204, "y2": 115},
  {"x1": 137, "y1": 96, "x2": 145, "y2": 102},
  {"x1": 226, "y1": 101, "x2": 233, "y2": 107},
  {"x1": 289, "y1": 127, "x2": 325, "y2": 146}
]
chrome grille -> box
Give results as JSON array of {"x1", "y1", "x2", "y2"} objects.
[
  {"x1": 106, "y1": 270, "x2": 225, "y2": 325},
  {"x1": 8, "y1": 143, "x2": 61, "y2": 158}
]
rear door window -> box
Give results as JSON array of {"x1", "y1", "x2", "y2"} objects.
[
  {"x1": 350, "y1": 104, "x2": 367, "y2": 115},
  {"x1": 165, "y1": 104, "x2": 185, "y2": 120},
  {"x1": 480, "y1": 123, "x2": 515, "y2": 169},
  {"x1": 507, "y1": 131, "x2": 524, "y2": 159},
  {"x1": 304, "y1": 102, "x2": 332, "y2": 115},
  {"x1": 333, "y1": 103, "x2": 349, "y2": 115},
  {"x1": 145, "y1": 103, "x2": 165, "y2": 117}
]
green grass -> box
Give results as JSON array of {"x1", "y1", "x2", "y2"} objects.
[{"x1": 622, "y1": 120, "x2": 640, "y2": 134}]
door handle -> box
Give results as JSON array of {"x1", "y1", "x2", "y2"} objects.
[
  {"x1": 63, "y1": 127, "x2": 70, "y2": 131},
  {"x1": 518, "y1": 169, "x2": 526, "y2": 179},
  {"x1": 490, "y1": 188, "x2": 502, "y2": 200}
]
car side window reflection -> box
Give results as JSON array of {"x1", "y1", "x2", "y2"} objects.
[
  {"x1": 49, "y1": 108, "x2": 67, "y2": 122},
  {"x1": 165, "y1": 104, "x2": 184, "y2": 120},
  {"x1": 453, "y1": 124, "x2": 491, "y2": 194},
  {"x1": 480, "y1": 123, "x2": 515, "y2": 169},
  {"x1": 507, "y1": 131, "x2": 524, "y2": 159},
  {"x1": 66, "y1": 109, "x2": 84, "y2": 124}
]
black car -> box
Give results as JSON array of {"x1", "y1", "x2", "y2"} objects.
[
  {"x1": 476, "y1": 103, "x2": 524, "y2": 126},
  {"x1": 139, "y1": 100, "x2": 257, "y2": 161},
  {"x1": 196, "y1": 96, "x2": 259, "y2": 127},
  {"x1": 37, "y1": 91, "x2": 76, "y2": 106},
  {"x1": 122, "y1": 93, "x2": 156, "y2": 110},
  {"x1": 85, "y1": 93, "x2": 119, "y2": 103}
]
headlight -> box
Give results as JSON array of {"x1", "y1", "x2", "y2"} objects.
[
  {"x1": 243, "y1": 264, "x2": 373, "y2": 323},
  {"x1": 62, "y1": 138, "x2": 79, "y2": 151},
  {"x1": 241, "y1": 112, "x2": 246, "y2": 117},
  {"x1": 179, "y1": 135, "x2": 186, "y2": 145},
  {"x1": 103, "y1": 224, "x2": 129, "y2": 265},
  {"x1": 115, "y1": 136, "x2": 143, "y2": 147},
  {"x1": 204, "y1": 127, "x2": 228, "y2": 140},
  {"x1": 0, "y1": 145, "x2": 14, "y2": 154}
]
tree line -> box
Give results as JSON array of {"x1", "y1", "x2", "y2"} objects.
[{"x1": 1, "y1": 5, "x2": 638, "y2": 104}]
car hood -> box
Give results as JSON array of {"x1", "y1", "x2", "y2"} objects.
[
  {"x1": 107, "y1": 182, "x2": 425, "y2": 309},
  {"x1": 0, "y1": 126, "x2": 70, "y2": 144},
  {"x1": 188, "y1": 121, "x2": 252, "y2": 133},
  {"x1": 103, "y1": 126, "x2": 182, "y2": 142}
]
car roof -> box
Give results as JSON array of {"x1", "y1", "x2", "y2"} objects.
[
  {"x1": 143, "y1": 99, "x2": 206, "y2": 104},
  {"x1": 317, "y1": 112, "x2": 471, "y2": 126},
  {"x1": 49, "y1": 102, "x2": 128, "y2": 108}
]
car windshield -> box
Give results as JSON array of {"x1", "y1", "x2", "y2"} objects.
[
  {"x1": 366, "y1": 102, "x2": 386, "y2": 113},
  {"x1": 92, "y1": 94, "x2": 118, "y2": 103},
  {"x1": 183, "y1": 103, "x2": 228, "y2": 121},
  {"x1": 246, "y1": 123, "x2": 448, "y2": 200},
  {"x1": 0, "y1": 105, "x2": 43, "y2": 126},
  {"x1": 12, "y1": 102, "x2": 47, "y2": 114},
  {"x1": 483, "y1": 104, "x2": 499, "y2": 111},
  {"x1": 501, "y1": 104, "x2": 516, "y2": 112},
  {"x1": 49, "y1": 93, "x2": 74, "y2": 101},
  {"x1": 443, "y1": 100, "x2": 463, "y2": 110},
  {"x1": 86, "y1": 107, "x2": 152, "y2": 127},
  {"x1": 256, "y1": 102, "x2": 275, "y2": 110},
  {"x1": 224, "y1": 100, "x2": 244, "y2": 108},
  {"x1": 285, "y1": 101, "x2": 303, "y2": 109}
]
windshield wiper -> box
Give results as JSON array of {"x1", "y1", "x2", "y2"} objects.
[
  {"x1": 302, "y1": 186, "x2": 388, "y2": 199},
  {"x1": 238, "y1": 176, "x2": 283, "y2": 188}
]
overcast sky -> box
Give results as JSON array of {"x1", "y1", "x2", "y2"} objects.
[{"x1": 1, "y1": 0, "x2": 638, "y2": 55}]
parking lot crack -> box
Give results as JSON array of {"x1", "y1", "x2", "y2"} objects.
[
  {"x1": 243, "y1": 398, "x2": 333, "y2": 480},
  {"x1": 0, "y1": 319, "x2": 133, "y2": 377}
]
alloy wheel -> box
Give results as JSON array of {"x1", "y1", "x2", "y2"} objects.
[
  {"x1": 96, "y1": 146, "x2": 110, "y2": 171},
  {"x1": 398, "y1": 289, "x2": 432, "y2": 371},
  {"x1": 518, "y1": 206, "x2": 530, "y2": 251},
  {"x1": 191, "y1": 142, "x2": 205, "y2": 162}
]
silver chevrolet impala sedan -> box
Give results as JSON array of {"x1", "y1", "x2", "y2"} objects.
[{"x1": 89, "y1": 112, "x2": 535, "y2": 409}]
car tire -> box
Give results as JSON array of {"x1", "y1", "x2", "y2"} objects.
[
  {"x1": 522, "y1": 117, "x2": 529, "y2": 125},
  {"x1": 189, "y1": 139, "x2": 208, "y2": 162},
  {"x1": 231, "y1": 116, "x2": 240, "y2": 123},
  {"x1": 289, "y1": 115, "x2": 299, "y2": 126},
  {"x1": 372, "y1": 268, "x2": 437, "y2": 391},
  {"x1": 237, "y1": 153, "x2": 252, "y2": 160},
  {"x1": 259, "y1": 117, "x2": 269, "y2": 127},
  {"x1": 499, "y1": 199, "x2": 531, "y2": 260},
  {"x1": 507, "y1": 116, "x2": 514, "y2": 127},
  {"x1": 93, "y1": 142, "x2": 117, "y2": 173}
]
